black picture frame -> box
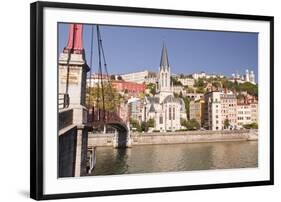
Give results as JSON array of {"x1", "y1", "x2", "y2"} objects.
[{"x1": 30, "y1": 1, "x2": 274, "y2": 200}]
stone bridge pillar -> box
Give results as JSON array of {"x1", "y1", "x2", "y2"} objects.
[
  {"x1": 112, "y1": 122, "x2": 132, "y2": 148},
  {"x1": 58, "y1": 24, "x2": 90, "y2": 177}
]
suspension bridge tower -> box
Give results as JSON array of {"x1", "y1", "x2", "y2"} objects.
[
  {"x1": 58, "y1": 24, "x2": 90, "y2": 177},
  {"x1": 59, "y1": 24, "x2": 90, "y2": 125}
]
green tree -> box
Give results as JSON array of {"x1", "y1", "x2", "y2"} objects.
[
  {"x1": 194, "y1": 78, "x2": 205, "y2": 88},
  {"x1": 243, "y1": 122, "x2": 258, "y2": 129},
  {"x1": 130, "y1": 118, "x2": 141, "y2": 132},
  {"x1": 147, "y1": 83, "x2": 156, "y2": 96},
  {"x1": 87, "y1": 83, "x2": 121, "y2": 112},
  {"x1": 174, "y1": 92, "x2": 179, "y2": 98},
  {"x1": 110, "y1": 75, "x2": 116, "y2": 80},
  {"x1": 181, "y1": 118, "x2": 200, "y2": 130},
  {"x1": 239, "y1": 82, "x2": 258, "y2": 97},
  {"x1": 212, "y1": 81, "x2": 221, "y2": 88},
  {"x1": 147, "y1": 118, "x2": 155, "y2": 128},
  {"x1": 179, "y1": 91, "x2": 183, "y2": 98},
  {"x1": 141, "y1": 121, "x2": 149, "y2": 132},
  {"x1": 117, "y1": 75, "x2": 123, "y2": 80},
  {"x1": 184, "y1": 86, "x2": 194, "y2": 93},
  {"x1": 196, "y1": 87, "x2": 205, "y2": 94},
  {"x1": 182, "y1": 96, "x2": 191, "y2": 119},
  {"x1": 171, "y1": 76, "x2": 182, "y2": 86},
  {"x1": 224, "y1": 119, "x2": 230, "y2": 129}
]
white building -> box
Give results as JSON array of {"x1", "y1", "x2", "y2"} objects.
[
  {"x1": 128, "y1": 97, "x2": 143, "y2": 123},
  {"x1": 204, "y1": 91, "x2": 223, "y2": 130},
  {"x1": 192, "y1": 72, "x2": 206, "y2": 80},
  {"x1": 142, "y1": 44, "x2": 187, "y2": 132},
  {"x1": 192, "y1": 72, "x2": 224, "y2": 80},
  {"x1": 121, "y1": 70, "x2": 157, "y2": 84},
  {"x1": 231, "y1": 69, "x2": 256, "y2": 84},
  {"x1": 86, "y1": 73, "x2": 110, "y2": 87},
  {"x1": 220, "y1": 93, "x2": 237, "y2": 129},
  {"x1": 178, "y1": 78, "x2": 195, "y2": 86},
  {"x1": 237, "y1": 104, "x2": 252, "y2": 128},
  {"x1": 204, "y1": 91, "x2": 237, "y2": 130},
  {"x1": 250, "y1": 102, "x2": 259, "y2": 123}
]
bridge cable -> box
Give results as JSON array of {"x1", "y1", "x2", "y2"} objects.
[
  {"x1": 98, "y1": 27, "x2": 116, "y2": 120},
  {"x1": 97, "y1": 25, "x2": 106, "y2": 123},
  {"x1": 87, "y1": 24, "x2": 95, "y2": 116}
]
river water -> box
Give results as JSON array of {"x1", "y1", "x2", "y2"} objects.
[{"x1": 90, "y1": 141, "x2": 258, "y2": 176}]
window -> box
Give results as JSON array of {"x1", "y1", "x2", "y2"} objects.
[
  {"x1": 159, "y1": 115, "x2": 163, "y2": 124},
  {"x1": 169, "y1": 106, "x2": 172, "y2": 120},
  {"x1": 173, "y1": 107, "x2": 175, "y2": 120}
]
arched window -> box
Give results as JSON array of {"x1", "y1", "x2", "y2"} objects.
[
  {"x1": 159, "y1": 115, "x2": 163, "y2": 124},
  {"x1": 173, "y1": 106, "x2": 175, "y2": 120},
  {"x1": 168, "y1": 106, "x2": 172, "y2": 120}
]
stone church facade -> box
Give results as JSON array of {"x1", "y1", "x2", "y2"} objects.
[{"x1": 142, "y1": 44, "x2": 187, "y2": 132}]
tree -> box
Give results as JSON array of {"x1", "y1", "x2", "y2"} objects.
[
  {"x1": 87, "y1": 83, "x2": 121, "y2": 112},
  {"x1": 141, "y1": 121, "x2": 149, "y2": 132},
  {"x1": 179, "y1": 91, "x2": 183, "y2": 98},
  {"x1": 194, "y1": 78, "x2": 205, "y2": 88},
  {"x1": 196, "y1": 87, "x2": 205, "y2": 94},
  {"x1": 239, "y1": 82, "x2": 258, "y2": 97},
  {"x1": 147, "y1": 83, "x2": 156, "y2": 96},
  {"x1": 243, "y1": 122, "x2": 258, "y2": 129},
  {"x1": 130, "y1": 118, "x2": 141, "y2": 132},
  {"x1": 110, "y1": 75, "x2": 116, "y2": 80},
  {"x1": 181, "y1": 118, "x2": 200, "y2": 130},
  {"x1": 171, "y1": 76, "x2": 182, "y2": 86},
  {"x1": 184, "y1": 86, "x2": 194, "y2": 93},
  {"x1": 117, "y1": 75, "x2": 123, "y2": 80},
  {"x1": 224, "y1": 119, "x2": 230, "y2": 129},
  {"x1": 174, "y1": 92, "x2": 179, "y2": 98},
  {"x1": 182, "y1": 96, "x2": 191, "y2": 119},
  {"x1": 147, "y1": 118, "x2": 155, "y2": 128},
  {"x1": 212, "y1": 81, "x2": 221, "y2": 88}
]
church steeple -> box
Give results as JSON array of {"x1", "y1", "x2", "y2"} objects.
[
  {"x1": 160, "y1": 43, "x2": 169, "y2": 70},
  {"x1": 159, "y1": 43, "x2": 171, "y2": 94}
]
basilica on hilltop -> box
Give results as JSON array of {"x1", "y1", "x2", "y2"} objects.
[{"x1": 142, "y1": 44, "x2": 187, "y2": 132}]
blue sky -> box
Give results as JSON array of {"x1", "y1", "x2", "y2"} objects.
[{"x1": 58, "y1": 23, "x2": 258, "y2": 80}]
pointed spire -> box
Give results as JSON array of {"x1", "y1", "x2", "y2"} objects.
[{"x1": 160, "y1": 43, "x2": 169, "y2": 70}]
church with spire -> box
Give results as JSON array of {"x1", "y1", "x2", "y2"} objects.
[{"x1": 142, "y1": 44, "x2": 187, "y2": 132}]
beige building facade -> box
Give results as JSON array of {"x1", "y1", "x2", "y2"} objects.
[{"x1": 189, "y1": 99, "x2": 205, "y2": 126}]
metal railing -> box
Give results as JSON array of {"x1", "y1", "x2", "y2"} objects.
[{"x1": 58, "y1": 93, "x2": 70, "y2": 110}]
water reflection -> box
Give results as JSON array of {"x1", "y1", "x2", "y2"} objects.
[{"x1": 91, "y1": 141, "x2": 258, "y2": 176}]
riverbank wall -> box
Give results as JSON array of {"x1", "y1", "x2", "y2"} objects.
[{"x1": 88, "y1": 129, "x2": 258, "y2": 147}]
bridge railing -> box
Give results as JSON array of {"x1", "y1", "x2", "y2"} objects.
[
  {"x1": 58, "y1": 93, "x2": 70, "y2": 110},
  {"x1": 58, "y1": 108, "x2": 73, "y2": 130}
]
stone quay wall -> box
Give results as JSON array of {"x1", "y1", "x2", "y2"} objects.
[
  {"x1": 88, "y1": 133, "x2": 115, "y2": 147},
  {"x1": 88, "y1": 130, "x2": 258, "y2": 147}
]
